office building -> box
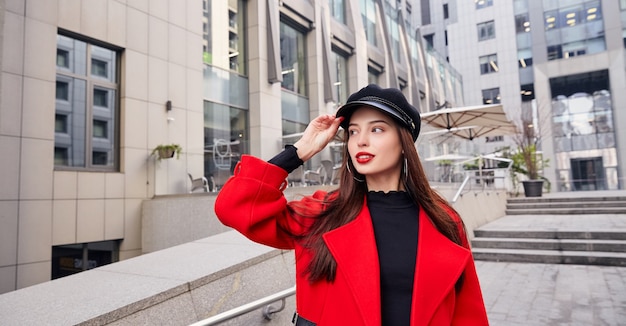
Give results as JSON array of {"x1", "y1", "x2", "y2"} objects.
[
  {"x1": 0, "y1": 0, "x2": 460, "y2": 293},
  {"x1": 421, "y1": 0, "x2": 626, "y2": 191}
]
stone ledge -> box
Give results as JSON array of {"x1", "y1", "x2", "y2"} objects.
[{"x1": 0, "y1": 231, "x2": 290, "y2": 326}]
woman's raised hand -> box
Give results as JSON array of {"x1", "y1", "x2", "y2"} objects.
[{"x1": 294, "y1": 114, "x2": 343, "y2": 162}]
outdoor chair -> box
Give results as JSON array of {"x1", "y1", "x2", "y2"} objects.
[{"x1": 188, "y1": 173, "x2": 209, "y2": 193}]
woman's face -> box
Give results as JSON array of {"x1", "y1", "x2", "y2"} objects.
[{"x1": 347, "y1": 106, "x2": 404, "y2": 189}]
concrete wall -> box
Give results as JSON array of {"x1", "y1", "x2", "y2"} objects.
[
  {"x1": 141, "y1": 185, "x2": 338, "y2": 253},
  {"x1": 451, "y1": 190, "x2": 508, "y2": 238},
  {"x1": 141, "y1": 193, "x2": 230, "y2": 253}
]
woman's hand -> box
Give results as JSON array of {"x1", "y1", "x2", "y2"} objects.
[{"x1": 294, "y1": 114, "x2": 343, "y2": 162}]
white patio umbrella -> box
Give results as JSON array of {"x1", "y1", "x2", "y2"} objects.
[
  {"x1": 447, "y1": 124, "x2": 518, "y2": 140},
  {"x1": 420, "y1": 104, "x2": 511, "y2": 130},
  {"x1": 424, "y1": 153, "x2": 473, "y2": 162}
]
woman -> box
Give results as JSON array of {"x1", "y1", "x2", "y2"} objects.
[{"x1": 214, "y1": 84, "x2": 489, "y2": 325}]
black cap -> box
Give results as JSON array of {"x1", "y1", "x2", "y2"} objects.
[{"x1": 336, "y1": 84, "x2": 421, "y2": 141}]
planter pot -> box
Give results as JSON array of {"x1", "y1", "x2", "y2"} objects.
[
  {"x1": 522, "y1": 180, "x2": 544, "y2": 197},
  {"x1": 158, "y1": 148, "x2": 176, "y2": 159}
]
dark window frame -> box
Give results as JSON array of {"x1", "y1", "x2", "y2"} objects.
[{"x1": 54, "y1": 30, "x2": 121, "y2": 171}]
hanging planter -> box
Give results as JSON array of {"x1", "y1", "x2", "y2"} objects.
[{"x1": 151, "y1": 144, "x2": 182, "y2": 161}]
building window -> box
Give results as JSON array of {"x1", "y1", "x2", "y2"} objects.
[
  {"x1": 482, "y1": 88, "x2": 500, "y2": 104},
  {"x1": 52, "y1": 240, "x2": 119, "y2": 280},
  {"x1": 204, "y1": 101, "x2": 248, "y2": 191},
  {"x1": 280, "y1": 21, "x2": 308, "y2": 96},
  {"x1": 280, "y1": 20, "x2": 310, "y2": 137},
  {"x1": 384, "y1": 2, "x2": 402, "y2": 63},
  {"x1": 477, "y1": 21, "x2": 495, "y2": 41},
  {"x1": 479, "y1": 54, "x2": 498, "y2": 74},
  {"x1": 518, "y1": 48, "x2": 533, "y2": 68},
  {"x1": 521, "y1": 84, "x2": 534, "y2": 102},
  {"x1": 55, "y1": 34, "x2": 119, "y2": 170},
  {"x1": 514, "y1": 0, "x2": 528, "y2": 14},
  {"x1": 203, "y1": 0, "x2": 247, "y2": 75},
  {"x1": 550, "y1": 71, "x2": 613, "y2": 153},
  {"x1": 443, "y1": 4, "x2": 449, "y2": 19},
  {"x1": 515, "y1": 13, "x2": 530, "y2": 33},
  {"x1": 368, "y1": 66, "x2": 381, "y2": 85},
  {"x1": 544, "y1": 1, "x2": 605, "y2": 61},
  {"x1": 334, "y1": 50, "x2": 349, "y2": 105},
  {"x1": 361, "y1": 0, "x2": 377, "y2": 46},
  {"x1": 330, "y1": 0, "x2": 346, "y2": 24},
  {"x1": 475, "y1": 0, "x2": 493, "y2": 10},
  {"x1": 423, "y1": 33, "x2": 434, "y2": 50},
  {"x1": 203, "y1": 0, "x2": 211, "y2": 64}
]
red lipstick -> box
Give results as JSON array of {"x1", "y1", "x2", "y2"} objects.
[{"x1": 355, "y1": 152, "x2": 375, "y2": 164}]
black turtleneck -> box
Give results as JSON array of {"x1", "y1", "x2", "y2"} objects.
[
  {"x1": 268, "y1": 147, "x2": 420, "y2": 325},
  {"x1": 367, "y1": 191, "x2": 419, "y2": 326}
]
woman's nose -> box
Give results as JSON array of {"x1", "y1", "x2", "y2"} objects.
[{"x1": 356, "y1": 132, "x2": 368, "y2": 146}]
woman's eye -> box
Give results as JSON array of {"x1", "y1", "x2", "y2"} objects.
[
  {"x1": 349, "y1": 129, "x2": 358, "y2": 135},
  {"x1": 372, "y1": 127, "x2": 383, "y2": 133}
]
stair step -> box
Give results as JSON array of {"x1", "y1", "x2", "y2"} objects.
[
  {"x1": 471, "y1": 237, "x2": 626, "y2": 252},
  {"x1": 505, "y1": 207, "x2": 626, "y2": 215},
  {"x1": 507, "y1": 202, "x2": 626, "y2": 209},
  {"x1": 472, "y1": 248, "x2": 626, "y2": 266},
  {"x1": 507, "y1": 196, "x2": 626, "y2": 204},
  {"x1": 473, "y1": 229, "x2": 626, "y2": 240}
]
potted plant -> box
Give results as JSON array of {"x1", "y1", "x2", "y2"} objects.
[
  {"x1": 511, "y1": 121, "x2": 550, "y2": 197},
  {"x1": 151, "y1": 144, "x2": 182, "y2": 161}
]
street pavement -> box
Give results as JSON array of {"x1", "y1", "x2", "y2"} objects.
[
  {"x1": 476, "y1": 261, "x2": 626, "y2": 325},
  {"x1": 473, "y1": 190, "x2": 626, "y2": 326}
]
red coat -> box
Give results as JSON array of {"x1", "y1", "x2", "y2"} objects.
[{"x1": 215, "y1": 155, "x2": 489, "y2": 325}]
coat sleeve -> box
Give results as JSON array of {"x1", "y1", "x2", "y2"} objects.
[{"x1": 214, "y1": 155, "x2": 325, "y2": 250}]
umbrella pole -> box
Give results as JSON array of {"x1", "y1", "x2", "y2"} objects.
[{"x1": 479, "y1": 156, "x2": 483, "y2": 187}]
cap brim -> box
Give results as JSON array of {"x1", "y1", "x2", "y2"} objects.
[{"x1": 336, "y1": 100, "x2": 406, "y2": 129}]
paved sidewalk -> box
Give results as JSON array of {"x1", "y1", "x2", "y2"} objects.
[
  {"x1": 474, "y1": 190, "x2": 626, "y2": 325},
  {"x1": 476, "y1": 261, "x2": 626, "y2": 325}
]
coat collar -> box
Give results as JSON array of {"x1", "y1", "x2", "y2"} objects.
[
  {"x1": 323, "y1": 200, "x2": 381, "y2": 326},
  {"x1": 412, "y1": 209, "x2": 470, "y2": 325},
  {"x1": 322, "y1": 198, "x2": 470, "y2": 326}
]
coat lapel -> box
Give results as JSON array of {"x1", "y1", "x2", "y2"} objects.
[
  {"x1": 323, "y1": 200, "x2": 381, "y2": 326},
  {"x1": 412, "y1": 210, "x2": 470, "y2": 325}
]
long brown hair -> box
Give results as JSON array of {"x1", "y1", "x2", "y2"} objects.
[{"x1": 288, "y1": 123, "x2": 465, "y2": 283}]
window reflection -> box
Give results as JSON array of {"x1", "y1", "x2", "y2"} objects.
[
  {"x1": 334, "y1": 51, "x2": 349, "y2": 105},
  {"x1": 280, "y1": 22, "x2": 308, "y2": 96},
  {"x1": 330, "y1": 0, "x2": 346, "y2": 24},
  {"x1": 204, "y1": 101, "x2": 248, "y2": 191},
  {"x1": 551, "y1": 90, "x2": 614, "y2": 152},
  {"x1": 55, "y1": 34, "x2": 118, "y2": 169},
  {"x1": 361, "y1": 0, "x2": 377, "y2": 46},
  {"x1": 478, "y1": 21, "x2": 496, "y2": 41}
]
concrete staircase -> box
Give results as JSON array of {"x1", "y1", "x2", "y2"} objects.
[
  {"x1": 505, "y1": 196, "x2": 626, "y2": 215},
  {"x1": 472, "y1": 194, "x2": 626, "y2": 266}
]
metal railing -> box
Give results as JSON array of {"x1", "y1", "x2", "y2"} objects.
[
  {"x1": 451, "y1": 175, "x2": 471, "y2": 203},
  {"x1": 188, "y1": 286, "x2": 296, "y2": 326},
  {"x1": 451, "y1": 174, "x2": 510, "y2": 203}
]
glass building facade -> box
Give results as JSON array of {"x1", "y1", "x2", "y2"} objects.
[{"x1": 200, "y1": 0, "x2": 465, "y2": 190}]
